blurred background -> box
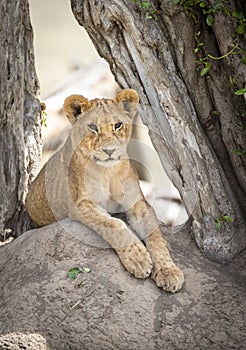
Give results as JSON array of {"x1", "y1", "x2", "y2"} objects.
[
  {"x1": 30, "y1": 0, "x2": 98, "y2": 96},
  {"x1": 29, "y1": 0, "x2": 187, "y2": 226}
]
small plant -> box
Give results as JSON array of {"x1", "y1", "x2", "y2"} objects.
[
  {"x1": 235, "y1": 87, "x2": 246, "y2": 96},
  {"x1": 131, "y1": 0, "x2": 159, "y2": 19},
  {"x1": 173, "y1": 0, "x2": 246, "y2": 76},
  {"x1": 234, "y1": 148, "x2": 246, "y2": 156},
  {"x1": 233, "y1": 10, "x2": 246, "y2": 36},
  {"x1": 215, "y1": 215, "x2": 233, "y2": 231},
  {"x1": 67, "y1": 266, "x2": 91, "y2": 280},
  {"x1": 193, "y1": 31, "x2": 211, "y2": 76},
  {"x1": 41, "y1": 102, "x2": 48, "y2": 127}
]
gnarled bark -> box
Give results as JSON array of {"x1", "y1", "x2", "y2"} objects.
[
  {"x1": 71, "y1": 0, "x2": 246, "y2": 262},
  {"x1": 0, "y1": 0, "x2": 42, "y2": 239}
]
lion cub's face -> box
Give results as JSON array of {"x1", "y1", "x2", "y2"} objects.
[
  {"x1": 63, "y1": 89, "x2": 139, "y2": 167},
  {"x1": 82, "y1": 103, "x2": 133, "y2": 166}
]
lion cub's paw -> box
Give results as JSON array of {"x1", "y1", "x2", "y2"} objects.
[
  {"x1": 151, "y1": 263, "x2": 184, "y2": 293},
  {"x1": 116, "y1": 241, "x2": 153, "y2": 279}
]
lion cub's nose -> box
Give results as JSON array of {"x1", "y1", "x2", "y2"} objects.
[{"x1": 102, "y1": 148, "x2": 116, "y2": 156}]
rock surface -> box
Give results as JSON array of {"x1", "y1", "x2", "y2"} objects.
[{"x1": 0, "y1": 219, "x2": 245, "y2": 350}]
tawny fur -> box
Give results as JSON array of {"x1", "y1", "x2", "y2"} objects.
[{"x1": 26, "y1": 89, "x2": 184, "y2": 292}]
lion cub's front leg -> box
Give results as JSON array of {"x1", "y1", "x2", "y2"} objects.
[
  {"x1": 146, "y1": 230, "x2": 184, "y2": 292},
  {"x1": 127, "y1": 198, "x2": 184, "y2": 293},
  {"x1": 115, "y1": 242, "x2": 152, "y2": 279},
  {"x1": 69, "y1": 199, "x2": 152, "y2": 279}
]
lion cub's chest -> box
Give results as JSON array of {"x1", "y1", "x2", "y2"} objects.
[
  {"x1": 83, "y1": 162, "x2": 126, "y2": 213},
  {"x1": 80, "y1": 162, "x2": 139, "y2": 213},
  {"x1": 84, "y1": 168, "x2": 111, "y2": 206}
]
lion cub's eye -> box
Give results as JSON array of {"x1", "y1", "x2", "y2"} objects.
[
  {"x1": 88, "y1": 123, "x2": 98, "y2": 133},
  {"x1": 114, "y1": 122, "x2": 123, "y2": 131}
]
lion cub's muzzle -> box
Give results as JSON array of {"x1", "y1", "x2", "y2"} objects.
[
  {"x1": 102, "y1": 147, "x2": 116, "y2": 157},
  {"x1": 93, "y1": 144, "x2": 124, "y2": 166}
]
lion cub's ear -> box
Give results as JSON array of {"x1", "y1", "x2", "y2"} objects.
[
  {"x1": 114, "y1": 89, "x2": 139, "y2": 118},
  {"x1": 63, "y1": 95, "x2": 91, "y2": 124}
]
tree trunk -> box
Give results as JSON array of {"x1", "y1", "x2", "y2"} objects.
[
  {"x1": 71, "y1": 0, "x2": 246, "y2": 262},
  {"x1": 0, "y1": 0, "x2": 42, "y2": 239}
]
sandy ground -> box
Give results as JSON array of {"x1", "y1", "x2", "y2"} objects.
[{"x1": 0, "y1": 219, "x2": 245, "y2": 349}]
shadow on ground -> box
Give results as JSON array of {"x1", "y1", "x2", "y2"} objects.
[{"x1": 0, "y1": 219, "x2": 245, "y2": 350}]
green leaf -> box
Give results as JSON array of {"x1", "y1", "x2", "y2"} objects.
[
  {"x1": 67, "y1": 267, "x2": 83, "y2": 280},
  {"x1": 237, "y1": 23, "x2": 246, "y2": 35},
  {"x1": 200, "y1": 62, "x2": 211, "y2": 76},
  {"x1": 142, "y1": 1, "x2": 151, "y2": 10},
  {"x1": 206, "y1": 14, "x2": 214, "y2": 26},
  {"x1": 173, "y1": 0, "x2": 181, "y2": 4},
  {"x1": 232, "y1": 11, "x2": 244, "y2": 20},
  {"x1": 215, "y1": 220, "x2": 221, "y2": 231},
  {"x1": 242, "y1": 56, "x2": 246, "y2": 65},
  {"x1": 41, "y1": 118, "x2": 48, "y2": 128},
  {"x1": 222, "y1": 215, "x2": 233, "y2": 223},
  {"x1": 213, "y1": 2, "x2": 223, "y2": 12},
  {"x1": 229, "y1": 76, "x2": 236, "y2": 86},
  {"x1": 67, "y1": 267, "x2": 90, "y2": 279},
  {"x1": 146, "y1": 12, "x2": 153, "y2": 19},
  {"x1": 235, "y1": 87, "x2": 246, "y2": 95},
  {"x1": 235, "y1": 148, "x2": 246, "y2": 156},
  {"x1": 211, "y1": 110, "x2": 220, "y2": 116}
]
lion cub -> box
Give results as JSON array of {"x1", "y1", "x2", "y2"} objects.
[{"x1": 26, "y1": 89, "x2": 184, "y2": 292}]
